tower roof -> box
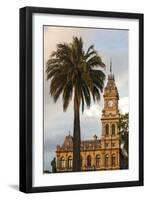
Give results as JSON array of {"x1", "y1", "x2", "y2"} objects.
[
  {"x1": 103, "y1": 60, "x2": 119, "y2": 99},
  {"x1": 108, "y1": 59, "x2": 114, "y2": 80},
  {"x1": 110, "y1": 58, "x2": 112, "y2": 73}
]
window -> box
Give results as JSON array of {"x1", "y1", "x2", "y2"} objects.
[
  {"x1": 112, "y1": 124, "x2": 115, "y2": 135},
  {"x1": 60, "y1": 157, "x2": 65, "y2": 168},
  {"x1": 105, "y1": 143, "x2": 109, "y2": 147},
  {"x1": 96, "y1": 155, "x2": 101, "y2": 168},
  {"x1": 67, "y1": 156, "x2": 72, "y2": 168},
  {"x1": 87, "y1": 155, "x2": 91, "y2": 167},
  {"x1": 105, "y1": 124, "x2": 109, "y2": 136},
  {"x1": 105, "y1": 154, "x2": 109, "y2": 167},
  {"x1": 112, "y1": 154, "x2": 116, "y2": 167},
  {"x1": 112, "y1": 143, "x2": 115, "y2": 147}
]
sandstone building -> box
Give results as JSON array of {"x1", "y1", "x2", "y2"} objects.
[{"x1": 56, "y1": 65, "x2": 121, "y2": 172}]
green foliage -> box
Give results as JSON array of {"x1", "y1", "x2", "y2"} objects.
[
  {"x1": 46, "y1": 36, "x2": 106, "y2": 113},
  {"x1": 118, "y1": 113, "x2": 129, "y2": 168}
]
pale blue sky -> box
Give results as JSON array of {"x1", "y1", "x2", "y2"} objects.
[{"x1": 43, "y1": 26, "x2": 129, "y2": 171}]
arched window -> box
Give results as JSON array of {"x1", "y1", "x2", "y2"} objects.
[
  {"x1": 67, "y1": 156, "x2": 72, "y2": 168},
  {"x1": 112, "y1": 154, "x2": 116, "y2": 167},
  {"x1": 112, "y1": 124, "x2": 115, "y2": 135},
  {"x1": 105, "y1": 124, "x2": 109, "y2": 136},
  {"x1": 87, "y1": 155, "x2": 91, "y2": 167},
  {"x1": 60, "y1": 157, "x2": 65, "y2": 169},
  {"x1": 96, "y1": 155, "x2": 101, "y2": 168},
  {"x1": 105, "y1": 154, "x2": 109, "y2": 167}
]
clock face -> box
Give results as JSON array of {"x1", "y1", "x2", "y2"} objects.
[{"x1": 108, "y1": 100, "x2": 113, "y2": 107}]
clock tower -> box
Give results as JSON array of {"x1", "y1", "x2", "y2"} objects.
[
  {"x1": 100, "y1": 61, "x2": 121, "y2": 169},
  {"x1": 101, "y1": 61, "x2": 120, "y2": 137}
]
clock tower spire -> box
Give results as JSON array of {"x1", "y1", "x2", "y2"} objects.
[{"x1": 110, "y1": 58, "x2": 112, "y2": 73}]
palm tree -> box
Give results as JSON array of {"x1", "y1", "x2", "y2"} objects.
[{"x1": 46, "y1": 37, "x2": 105, "y2": 172}]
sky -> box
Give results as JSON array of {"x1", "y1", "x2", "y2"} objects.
[{"x1": 43, "y1": 26, "x2": 129, "y2": 171}]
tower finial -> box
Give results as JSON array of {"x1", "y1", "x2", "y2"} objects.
[
  {"x1": 110, "y1": 58, "x2": 112, "y2": 73},
  {"x1": 108, "y1": 58, "x2": 114, "y2": 80}
]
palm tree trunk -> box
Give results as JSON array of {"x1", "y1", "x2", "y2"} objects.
[{"x1": 73, "y1": 95, "x2": 81, "y2": 172}]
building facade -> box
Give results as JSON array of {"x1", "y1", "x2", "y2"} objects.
[{"x1": 56, "y1": 68, "x2": 121, "y2": 172}]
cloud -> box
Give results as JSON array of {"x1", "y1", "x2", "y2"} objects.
[
  {"x1": 83, "y1": 104, "x2": 102, "y2": 119},
  {"x1": 119, "y1": 96, "x2": 129, "y2": 114},
  {"x1": 83, "y1": 96, "x2": 129, "y2": 119}
]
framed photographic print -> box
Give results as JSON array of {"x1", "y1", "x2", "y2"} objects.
[{"x1": 19, "y1": 6, "x2": 144, "y2": 193}]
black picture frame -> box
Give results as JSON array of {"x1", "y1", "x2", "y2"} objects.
[{"x1": 19, "y1": 6, "x2": 144, "y2": 193}]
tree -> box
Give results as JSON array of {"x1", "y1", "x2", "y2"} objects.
[
  {"x1": 118, "y1": 113, "x2": 129, "y2": 169},
  {"x1": 46, "y1": 37, "x2": 105, "y2": 171}
]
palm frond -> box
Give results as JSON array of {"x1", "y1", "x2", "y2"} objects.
[
  {"x1": 81, "y1": 80, "x2": 91, "y2": 108},
  {"x1": 63, "y1": 81, "x2": 73, "y2": 111},
  {"x1": 87, "y1": 55, "x2": 105, "y2": 68},
  {"x1": 46, "y1": 36, "x2": 106, "y2": 113},
  {"x1": 85, "y1": 44, "x2": 94, "y2": 56}
]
